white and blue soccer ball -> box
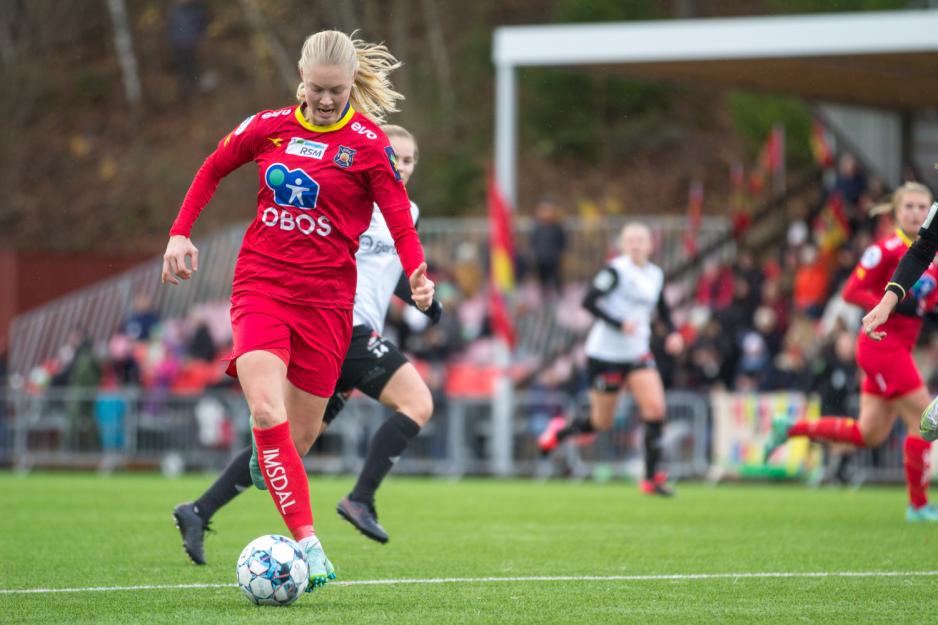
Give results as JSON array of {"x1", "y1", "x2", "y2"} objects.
[{"x1": 236, "y1": 534, "x2": 309, "y2": 606}]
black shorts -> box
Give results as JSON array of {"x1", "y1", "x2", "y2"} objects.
[
  {"x1": 586, "y1": 355, "x2": 656, "y2": 393},
  {"x1": 323, "y1": 325, "x2": 409, "y2": 424}
]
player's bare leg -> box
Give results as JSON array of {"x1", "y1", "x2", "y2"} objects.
[{"x1": 629, "y1": 368, "x2": 673, "y2": 496}]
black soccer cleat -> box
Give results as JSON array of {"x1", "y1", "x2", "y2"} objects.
[
  {"x1": 336, "y1": 496, "x2": 389, "y2": 544},
  {"x1": 172, "y1": 502, "x2": 211, "y2": 565}
]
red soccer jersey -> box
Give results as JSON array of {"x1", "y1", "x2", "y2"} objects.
[
  {"x1": 843, "y1": 229, "x2": 938, "y2": 350},
  {"x1": 170, "y1": 104, "x2": 424, "y2": 309}
]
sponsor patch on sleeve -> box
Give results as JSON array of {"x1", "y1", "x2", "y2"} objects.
[
  {"x1": 234, "y1": 114, "x2": 256, "y2": 136},
  {"x1": 385, "y1": 146, "x2": 402, "y2": 181},
  {"x1": 859, "y1": 245, "x2": 882, "y2": 270},
  {"x1": 592, "y1": 268, "x2": 617, "y2": 292},
  {"x1": 924, "y1": 201, "x2": 938, "y2": 231}
]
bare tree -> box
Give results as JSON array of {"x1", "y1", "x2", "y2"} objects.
[
  {"x1": 0, "y1": 5, "x2": 14, "y2": 69},
  {"x1": 389, "y1": 0, "x2": 411, "y2": 99},
  {"x1": 420, "y1": 0, "x2": 454, "y2": 124},
  {"x1": 333, "y1": 0, "x2": 360, "y2": 33},
  {"x1": 105, "y1": 0, "x2": 142, "y2": 109},
  {"x1": 238, "y1": 0, "x2": 299, "y2": 92}
]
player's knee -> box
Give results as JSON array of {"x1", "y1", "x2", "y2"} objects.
[
  {"x1": 292, "y1": 430, "x2": 315, "y2": 456},
  {"x1": 640, "y1": 403, "x2": 666, "y2": 421},
  {"x1": 400, "y1": 387, "x2": 433, "y2": 426},
  {"x1": 859, "y1": 421, "x2": 885, "y2": 447},
  {"x1": 591, "y1": 413, "x2": 614, "y2": 431},
  {"x1": 249, "y1": 396, "x2": 285, "y2": 430}
]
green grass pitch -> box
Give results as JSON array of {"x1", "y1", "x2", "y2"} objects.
[{"x1": 2, "y1": 473, "x2": 937, "y2": 624}]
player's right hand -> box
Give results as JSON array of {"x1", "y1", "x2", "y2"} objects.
[
  {"x1": 862, "y1": 297, "x2": 895, "y2": 342},
  {"x1": 162, "y1": 235, "x2": 199, "y2": 285},
  {"x1": 620, "y1": 320, "x2": 637, "y2": 334}
]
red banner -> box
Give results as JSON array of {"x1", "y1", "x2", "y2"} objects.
[
  {"x1": 748, "y1": 126, "x2": 784, "y2": 195},
  {"x1": 683, "y1": 180, "x2": 704, "y2": 257}
]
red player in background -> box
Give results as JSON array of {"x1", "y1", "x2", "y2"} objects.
[{"x1": 764, "y1": 182, "x2": 938, "y2": 522}]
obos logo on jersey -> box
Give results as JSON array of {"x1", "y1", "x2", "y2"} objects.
[{"x1": 265, "y1": 164, "x2": 319, "y2": 210}]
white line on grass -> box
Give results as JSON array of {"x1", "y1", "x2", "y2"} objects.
[{"x1": 3, "y1": 570, "x2": 938, "y2": 595}]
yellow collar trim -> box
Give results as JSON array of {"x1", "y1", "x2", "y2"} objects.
[
  {"x1": 896, "y1": 228, "x2": 914, "y2": 247},
  {"x1": 294, "y1": 104, "x2": 355, "y2": 133}
]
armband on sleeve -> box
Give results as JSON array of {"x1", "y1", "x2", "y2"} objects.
[{"x1": 889, "y1": 235, "x2": 938, "y2": 297}]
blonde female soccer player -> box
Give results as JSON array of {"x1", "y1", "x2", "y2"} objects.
[
  {"x1": 163, "y1": 31, "x2": 433, "y2": 585},
  {"x1": 174, "y1": 126, "x2": 442, "y2": 563}
]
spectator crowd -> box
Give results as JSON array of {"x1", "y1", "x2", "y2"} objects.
[{"x1": 18, "y1": 153, "x2": 938, "y2": 444}]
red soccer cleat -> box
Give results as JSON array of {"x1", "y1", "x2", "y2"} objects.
[
  {"x1": 640, "y1": 472, "x2": 675, "y2": 497},
  {"x1": 538, "y1": 416, "x2": 568, "y2": 455}
]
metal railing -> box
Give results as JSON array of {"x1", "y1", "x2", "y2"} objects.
[
  {"x1": 1, "y1": 387, "x2": 710, "y2": 479},
  {"x1": 0, "y1": 386, "x2": 921, "y2": 485}
]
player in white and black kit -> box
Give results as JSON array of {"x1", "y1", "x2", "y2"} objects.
[
  {"x1": 538, "y1": 223, "x2": 684, "y2": 496},
  {"x1": 173, "y1": 126, "x2": 441, "y2": 563}
]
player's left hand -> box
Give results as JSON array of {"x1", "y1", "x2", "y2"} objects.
[
  {"x1": 409, "y1": 262, "x2": 435, "y2": 311},
  {"x1": 664, "y1": 331, "x2": 684, "y2": 356}
]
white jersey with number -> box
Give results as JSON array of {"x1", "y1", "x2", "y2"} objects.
[
  {"x1": 352, "y1": 201, "x2": 420, "y2": 334},
  {"x1": 584, "y1": 254, "x2": 664, "y2": 363}
]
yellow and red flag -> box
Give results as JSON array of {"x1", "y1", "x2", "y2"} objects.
[
  {"x1": 810, "y1": 119, "x2": 834, "y2": 169},
  {"x1": 814, "y1": 190, "x2": 850, "y2": 258},
  {"x1": 487, "y1": 174, "x2": 516, "y2": 348}
]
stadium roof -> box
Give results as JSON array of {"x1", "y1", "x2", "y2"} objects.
[{"x1": 492, "y1": 9, "x2": 938, "y2": 204}]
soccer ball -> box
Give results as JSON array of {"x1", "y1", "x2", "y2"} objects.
[{"x1": 236, "y1": 534, "x2": 309, "y2": 606}]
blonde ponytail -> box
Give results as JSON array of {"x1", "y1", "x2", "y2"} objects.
[{"x1": 296, "y1": 30, "x2": 404, "y2": 124}]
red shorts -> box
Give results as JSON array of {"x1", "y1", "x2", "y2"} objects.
[
  {"x1": 856, "y1": 337, "x2": 924, "y2": 399},
  {"x1": 226, "y1": 291, "x2": 352, "y2": 397}
]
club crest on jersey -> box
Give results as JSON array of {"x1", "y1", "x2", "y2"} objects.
[
  {"x1": 334, "y1": 146, "x2": 356, "y2": 168},
  {"x1": 385, "y1": 146, "x2": 402, "y2": 181},
  {"x1": 264, "y1": 163, "x2": 320, "y2": 210},
  {"x1": 286, "y1": 137, "x2": 327, "y2": 159}
]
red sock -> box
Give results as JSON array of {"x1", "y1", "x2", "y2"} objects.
[
  {"x1": 787, "y1": 417, "x2": 866, "y2": 447},
  {"x1": 253, "y1": 422, "x2": 314, "y2": 541},
  {"x1": 904, "y1": 436, "x2": 931, "y2": 508}
]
